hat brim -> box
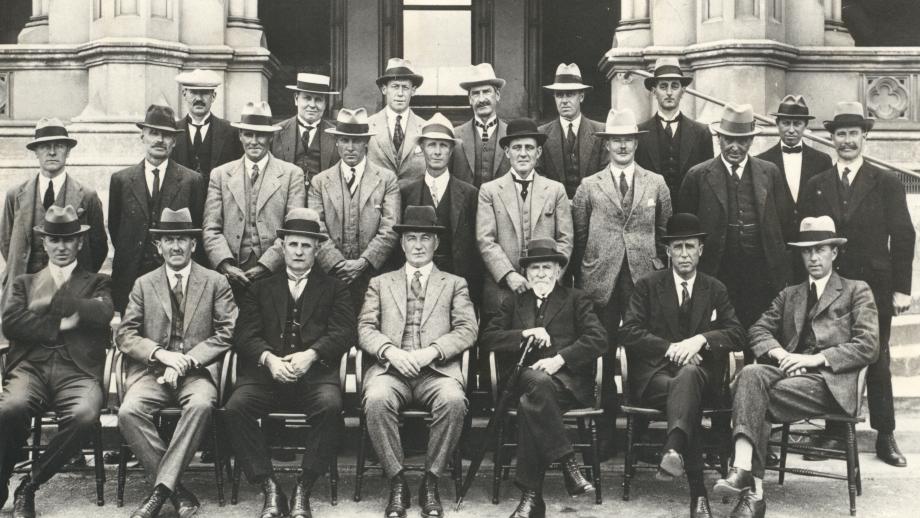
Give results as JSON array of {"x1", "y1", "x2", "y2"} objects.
[
  {"x1": 34, "y1": 225, "x2": 91, "y2": 237},
  {"x1": 823, "y1": 120, "x2": 874, "y2": 132},
  {"x1": 543, "y1": 83, "x2": 592, "y2": 92},
  {"x1": 787, "y1": 237, "x2": 848, "y2": 248},
  {"x1": 376, "y1": 74, "x2": 424, "y2": 88},
  {"x1": 710, "y1": 122, "x2": 762, "y2": 137},
  {"x1": 662, "y1": 232, "x2": 707, "y2": 242},
  {"x1": 231, "y1": 122, "x2": 283, "y2": 133},
  {"x1": 285, "y1": 85, "x2": 341, "y2": 95},
  {"x1": 393, "y1": 224, "x2": 447, "y2": 234},
  {"x1": 325, "y1": 128, "x2": 376, "y2": 137},
  {"x1": 770, "y1": 112, "x2": 815, "y2": 120},
  {"x1": 459, "y1": 78, "x2": 506, "y2": 91},
  {"x1": 149, "y1": 228, "x2": 202, "y2": 236},
  {"x1": 277, "y1": 229, "x2": 329, "y2": 241},
  {"x1": 519, "y1": 254, "x2": 568, "y2": 268},
  {"x1": 179, "y1": 84, "x2": 220, "y2": 90},
  {"x1": 136, "y1": 122, "x2": 185, "y2": 134},
  {"x1": 595, "y1": 130, "x2": 647, "y2": 138},
  {"x1": 499, "y1": 132, "x2": 548, "y2": 148},
  {"x1": 26, "y1": 136, "x2": 78, "y2": 150},
  {"x1": 416, "y1": 133, "x2": 461, "y2": 145},
  {"x1": 644, "y1": 75, "x2": 693, "y2": 91}
]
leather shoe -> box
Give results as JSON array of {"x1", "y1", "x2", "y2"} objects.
[
  {"x1": 712, "y1": 467, "x2": 754, "y2": 499},
  {"x1": 418, "y1": 473, "x2": 442, "y2": 517},
  {"x1": 509, "y1": 489, "x2": 545, "y2": 518},
  {"x1": 170, "y1": 484, "x2": 200, "y2": 518},
  {"x1": 12, "y1": 476, "x2": 37, "y2": 518},
  {"x1": 290, "y1": 476, "x2": 314, "y2": 518},
  {"x1": 691, "y1": 495, "x2": 713, "y2": 518},
  {"x1": 876, "y1": 433, "x2": 908, "y2": 467},
  {"x1": 561, "y1": 455, "x2": 594, "y2": 496},
  {"x1": 657, "y1": 449, "x2": 685, "y2": 479},
  {"x1": 803, "y1": 433, "x2": 845, "y2": 461},
  {"x1": 260, "y1": 477, "x2": 289, "y2": 518},
  {"x1": 729, "y1": 492, "x2": 766, "y2": 518},
  {"x1": 131, "y1": 484, "x2": 171, "y2": 518},
  {"x1": 385, "y1": 473, "x2": 410, "y2": 518}
]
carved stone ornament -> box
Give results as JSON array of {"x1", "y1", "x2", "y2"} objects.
[{"x1": 866, "y1": 76, "x2": 909, "y2": 121}]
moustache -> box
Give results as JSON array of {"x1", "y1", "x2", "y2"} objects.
[{"x1": 476, "y1": 101, "x2": 492, "y2": 108}]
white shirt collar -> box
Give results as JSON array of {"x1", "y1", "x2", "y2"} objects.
[
  {"x1": 405, "y1": 262, "x2": 434, "y2": 286},
  {"x1": 287, "y1": 267, "x2": 311, "y2": 281},
  {"x1": 287, "y1": 268, "x2": 311, "y2": 298},
  {"x1": 48, "y1": 260, "x2": 78, "y2": 288},
  {"x1": 533, "y1": 283, "x2": 555, "y2": 300},
  {"x1": 386, "y1": 106, "x2": 410, "y2": 135},
  {"x1": 510, "y1": 169, "x2": 535, "y2": 183},
  {"x1": 560, "y1": 114, "x2": 582, "y2": 135},
  {"x1": 720, "y1": 155, "x2": 748, "y2": 176},
  {"x1": 609, "y1": 162, "x2": 636, "y2": 184},
  {"x1": 145, "y1": 159, "x2": 168, "y2": 175},
  {"x1": 673, "y1": 270, "x2": 697, "y2": 300},
  {"x1": 425, "y1": 171, "x2": 450, "y2": 193},
  {"x1": 38, "y1": 172, "x2": 67, "y2": 201},
  {"x1": 165, "y1": 262, "x2": 192, "y2": 293},
  {"x1": 781, "y1": 149, "x2": 804, "y2": 202},
  {"x1": 809, "y1": 272, "x2": 832, "y2": 300},
  {"x1": 657, "y1": 111, "x2": 682, "y2": 125},
  {"x1": 836, "y1": 156, "x2": 863, "y2": 181},
  {"x1": 340, "y1": 158, "x2": 367, "y2": 183},
  {"x1": 244, "y1": 154, "x2": 270, "y2": 178},
  {"x1": 187, "y1": 113, "x2": 211, "y2": 126},
  {"x1": 474, "y1": 114, "x2": 497, "y2": 127}
]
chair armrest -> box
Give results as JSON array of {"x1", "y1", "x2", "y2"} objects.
[
  {"x1": 593, "y1": 356, "x2": 604, "y2": 410},
  {"x1": 340, "y1": 349, "x2": 351, "y2": 391},
  {"x1": 115, "y1": 350, "x2": 127, "y2": 409},
  {"x1": 460, "y1": 349, "x2": 470, "y2": 391},
  {"x1": 354, "y1": 347, "x2": 364, "y2": 395},
  {"x1": 102, "y1": 347, "x2": 116, "y2": 410},
  {"x1": 616, "y1": 347, "x2": 629, "y2": 404},
  {"x1": 855, "y1": 365, "x2": 868, "y2": 415},
  {"x1": 218, "y1": 350, "x2": 233, "y2": 407},
  {"x1": 489, "y1": 351, "x2": 499, "y2": 405}
]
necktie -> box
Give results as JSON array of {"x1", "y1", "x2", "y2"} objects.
[
  {"x1": 345, "y1": 167, "x2": 357, "y2": 195},
  {"x1": 806, "y1": 281, "x2": 818, "y2": 315},
  {"x1": 619, "y1": 171, "x2": 629, "y2": 198},
  {"x1": 430, "y1": 182, "x2": 439, "y2": 207},
  {"x1": 301, "y1": 124, "x2": 314, "y2": 150},
  {"x1": 565, "y1": 122, "x2": 576, "y2": 153},
  {"x1": 250, "y1": 163, "x2": 260, "y2": 186},
  {"x1": 172, "y1": 273, "x2": 184, "y2": 307},
  {"x1": 151, "y1": 168, "x2": 160, "y2": 201},
  {"x1": 411, "y1": 270, "x2": 423, "y2": 298},
  {"x1": 43, "y1": 180, "x2": 55, "y2": 210},
  {"x1": 730, "y1": 163, "x2": 740, "y2": 180},
  {"x1": 841, "y1": 167, "x2": 851, "y2": 199},
  {"x1": 663, "y1": 118, "x2": 675, "y2": 139},
  {"x1": 477, "y1": 119, "x2": 497, "y2": 142},
  {"x1": 513, "y1": 177, "x2": 530, "y2": 201},
  {"x1": 782, "y1": 145, "x2": 803, "y2": 154},
  {"x1": 536, "y1": 295, "x2": 546, "y2": 309},
  {"x1": 680, "y1": 281, "x2": 691, "y2": 313},
  {"x1": 288, "y1": 272, "x2": 308, "y2": 299},
  {"x1": 190, "y1": 122, "x2": 204, "y2": 149},
  {"x1": 393, "y1": 114, "x2": 405, "y2": 151}
]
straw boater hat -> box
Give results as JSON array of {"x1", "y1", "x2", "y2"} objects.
[
  {"x1": 376, "y1": 58, "x2": 424, "y2": 88},
  {"x1": 770, "y1": 94, "x2": 815, "y2": 120},
  {"x1": 543, "y1": 63, "x2": 592, "y2": 91},
  {"x1": 823, "y1": 101, "x2": 874, "y2": 133},
  {"x1": 644, "y1": 57, "x2": 693, "y2": 90},
  {"x1": 594, "y1": 108, "x2": 647, "y2": 138},
  {"x1": 231, "y1": 101, "x2": 282, "y2": 133},
  {"x1": 149, "y1": 208, "x2": 201, "y2": 236},
  {"x1": 416, "y1": 113, "x2": 461, "y2": 144},
  {"x1": 324, "y1": 107, "x2": 376, "y2": 137},
  {"x1": 137, "y1": 104, "x2": 184, "y2": 134},
  {"x1": 787, "y1": 216, "x2": 847, "y2": 248},
  {"x1": 26, "y1": 118, "x2": 78, "y2": 150},
  {"x1": 498, "y1": 118, "x2": 547, "y2": 148},
  {"x1": 393, "y1": 205, "x2": 447, "y2": 234},
  {"x1": 34, "y1": 205, "x2": 90, "y2": 237},
  {"x1": 285, "y1": 72, "x2": 340, "y2": 95},
  {"x1": 276, "y1": 208, "x2": 328, "y2": 241},
  {"x1": 175, "y1": 69, "x2": 221, "y2": 90},
  {"x1": 710, "y1": 103, "x2": 762, "y2": 137},
  {"x1": 459, "y1": 63, "x2": 506, "y2": 91},
  {"x1": 519, "y1": 239, "x2": 568, "y2": 268},
  {"x1": 661, "y1": 213, "x2": 707, "y2": 242}
]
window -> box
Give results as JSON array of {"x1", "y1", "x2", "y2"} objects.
[{"x1": 402, "y1": 0, "x2": 472, "y2": 96}]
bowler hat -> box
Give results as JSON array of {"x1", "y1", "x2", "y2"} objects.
[
  {"x1": 376, "y1": 58, "x2": 424, "y2": 88},
  {"x1": 325, "y1": 108, "x2": 376, "y2": 137},
  {"x1": 137, "y1": 104, "x2": 184, "y2": 134},
  {"x1": 149, "y1": 208, "x2": 201, "y2": 236},
  {"x1": 595, "y1": 108, "x2": 647, "y2": 138},
  {"x1": 787, "y1": 216, "x2": 847, "y2": 248},
  {"x1": 644, "y1": 57, "x2": 693, "y2": 90},
  {"x1": 498, "y1": 118, "x2": 547, "y2": 148},
  {"x1": 285, "y1": 72, "x2": 340, "y2": 95},
  {"x1": 710, "y1": 103, "x2": 762, "y2": 137},
  {"x1": 34, "y1": 205, "x2": 90, "y2": 237},
  {"x1": 393, "y1": 205, "x2": 446, "y2": 234},
  {"x1": 232, "y1": 101, "x2": 282, "y2": 133},
  {"x1": 543, "y1": 63, "x2": 592, "y2": 92},
  {"x1": 823, "y1": 101, "x2": 874, "y2": 133},
  {"x1": 661, "y1": 213, "x2": 707, "y2": 242},
  {"x1": 519, "y1": 239, "x2": 568, "y2": 268},
  {"x1": 277, "y1": 208, "x2": 328, "y2": 241},
  {"x1": 770, "y1": 94, "x2": 815, "y2": 120},
  {"x1": 26, "y1": 118, "x2": 78, "y2": 150}
]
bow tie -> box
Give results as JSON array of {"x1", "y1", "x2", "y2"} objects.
[
  {"x1": 186, "y1": 116, "x2": 209, "y2": 128},
  {"x1": 476, "y1": 119, "x2": 498, "y2": 131},
  {"x1": 657, "y1": 114, "x2": 680, "y2": 124},
  {"x1": 297, "y1": 119, "x2": 316, "y2": 130},
  {"x1": 287, "y1": 273, "x2": 308, "y2": 283},
  {"x1": 782, "y1": 145, "x2": 803, "y2": 154},
  {"x1": 512, "y1": 177, "x2": 532, "y2": 186}
]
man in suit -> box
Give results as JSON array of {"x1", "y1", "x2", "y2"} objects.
[
  {"x1": 271, "y1": 73, "x2": 340, "y2": 185},
  {"x1": 109, "y1": 104, "x2": 206, "y2": 313},
  {"x1": 1, "y1": 119, "x2": 107, "y2": 309},
  {"x1": 0, "y1": 206, "x2": 113, "y2": 517},
  {"x1": 678, "y1": 104, "x2": 790, "y2": 336},
  {"x1": 538, "y1": 63, "x2": 607, "y2": 198},
  {"x1": 477, "y1": 119, "x2": 574, "y2": 323},
  {"x1": 204, "y1": 101, "x2": 306, "y2": 295},
  {"x1": 635, "y1": 57, "x2": 714, "y2": 201},
  {"x1": 480, "y1": 239, "x2": 607, "y2": 518},
  {"x1": 713, "y1": 216, "x2": 879, "y2": 518},
  {"x1": 619, "y1": 213, "x2": 745, "y2": 518},
  {"x1": 801, "y1": 101, "x2": 915, "y2": 467},
  {"x1": 451, "y1": 63, "x2": 508, "y2": 187},
  {"x1": 117, "y1": 208, "x2": 237, "y2": 518},
  {"x1": 171, "y1": 69, "x2": 243, "y2": 183},
  {"x1": 309, "y1": 108, "x2": 400, "y2": 314},
  {"x1": 223, "y1": 208, "x2": 354, "y2": 518},
  {"x1": 367, "y1": 58, "x2": 427, "y2": 187},
  {"x1": 358, "y1": 206, "x2": 477, "y2": 518}
]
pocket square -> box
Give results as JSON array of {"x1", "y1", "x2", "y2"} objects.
[
  {"x1": 646, "y1": 198, "x2": 656, "y2": 207},
  {"x1": 711, "y1": 309, "x2": 718, "y2": 322}
]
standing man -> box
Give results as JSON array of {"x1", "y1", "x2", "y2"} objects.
[
  {"x1": 538, "y1": 63, "x2": 607, "y2": 199},
  {"x1": 619, "y1": 213, "x2": 745, "y2": 518},
  {"x1": 452, "y1": 63, "x2": 508, "y2": 187},
  {"x1": 1, "y1": 119, "x2": 107, "y2": 308},
  {"x1": 368, "y1": 58, "x2": 427, "y2": 187},
  {"x1": 117, "y1": 208, "x2": 237, "y2": 518},
  {"x1": 309, "y1": 108, "x2": 400, "y2": 314},
  {"x1": 223, "y1": 209, "x2": 354, "y2": 518},
  {"x1": 801, "y1": 101, "x2": 915, "y2": 467},
  {"x1": 171, "y1": 69, "x2": 243, "y2": 183},
  {"x1": 272, "y1": 73, "x2": 340, "y2": 185},
  {"x1": 204, "y1": 101, "x2": 306, "y2": 295},
  {"x1": 109, "y1": 104, "x2": 205, "y2": 313},
  {"x1": 635, "y1": 57, "x2": 714, "y2": 201},
  {"x1": 358, "y1": 206, "x2": 477, "y2": 518},
  {"x1": 0, "y1": 206, "x2": 113, "y2": 517}
]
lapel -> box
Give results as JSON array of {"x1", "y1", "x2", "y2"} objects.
[
  {"x1": 495, "y1": 174, "x2": 522, "y2": 240},
  {"x1": 399, "y1": 110, "x2": 421, "y2": 162},
  {"x1": 846, "y1": 164, "x2": 878, "y2": 218},
  {"x1": 173, "y1": 118, "x2": 190, "y2": 161},
  {"x1": 226, "y1": 159, "x2": 247, "y2": 212},
  {"x1": 154, "y1": 267, "x2": 173, "y2": 321},
  {"x1": 268, "y1": 272, "x2": 288, "y2": 327},
  {"x1": 678, "y1": 116, "x2": 695, "y2": 171},
  {"x1": 420, "y1": 267, "x2": 448, "y2": 326},
  {"x1": 541, "y1": 285, "x2": 566, "y2": 326},
  {"x1": 16, "y1": 176, "x2": 38, "y2": 240},
  {"x1": 358, "y1": 165, "x2": 382, "y2": 209},
  {"x1": 597, "y1": 168, "x2": 623, "y2": 212},
  {"x1": 61, "y1": 173, "x2": 85, "y2": 210},
  {"x1": 158, "y1": 161, "x2": 182, "y2": 211},
  {"x1": 749, "y1": 160, "x2": 771, "y2": 220},
  {"x1": 687, "y1": 275, "x2": 710, "y2": 334},
  {"x1": 657, "y1": 274, "x2": 681, "y2": 339},
  {"x1": 129, "y1": 161, "x2": 151, "y2": 217},
  {"x1": 545, "y1": 121, "x2": 564, "y2": 176},
  {"x1": 529, "y1": 175, "x2": 551, "y2": 234},
  {"x1": 460, "y1": 121, "x2": 476, "y2": 170},
  {"x1": 817, "y1": 170, "x2": 844, "y2": 221},
  {"x1": 515, "y1": 291, "x2": 537, "y2": 330},
  {"x1": 279, "y1": 117, "x2": 298, "y2": 161},
  {"x1": 492, "y1": 119, "x2": 508, "y2": 175},
  {"x1": 371, "y1": 111, "x2": 398, "y2": 168},
  {"x1": 577, "y1": 118, "x2": 595, "y2": 172},
  {"x1": 298, "y1": 269, "x2": 324, "y2": 327},
  {"x1": 704, "y1": 159, "x2": 729, "y2": 212},
  {"x1": 642, "y1": 119, "x2": 663, "y2": 173},
  {"x1": 628, "y1": 166, "x2": 649, "y2": 218},
  {"x1": 447, "y1": 178, "x2": 463, "y2": 238},
  {"x1": 182, "y1": 264, "x2": 206, "y2": 332},
  {"x1": 256, "y1": 155, "x2": 284, "y2": 213},
  {"x1": 811, "y1": 273, "x2": 843, "y2": 321},
  {"x1": 210, "y1": 116, "x2": 229, "y2": 168},
  {"x1": 790, "y1": 281, "x2": 808, "y2": 349},
  {"x1": 387, "y1": 270, "x2": 408, "y2": 320}
]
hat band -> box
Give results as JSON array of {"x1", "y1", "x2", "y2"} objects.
[
  {"x1": 296, "y1": 80, "x2": 331, "y2": 92},
  {"x1": 653, "y1": 65, "x2": 684, "y2": 77},
  {"x1": 144, "y1": 115, "x2": 178, "y2": 129},
  {"x1": 719, "y1": 119, "x2": 756, "y2": 134},
  {"x1": 421, "y1": 124, "x2": 455, "y2": 139},
  {"x1": 384, "y1": 66, "x2": 417, "y2": 77},
  {"x1": 239, "y1": 114, "x2": 273, "y2": 127},
  {"x1": 776, "y1": 105, "x2": 810, "y2": 117},
  {"x1": 552, "y1": 73, "x2": 585, "y2": 84},
  {"x1": 157, "y1": 221, "x2": 196, "y2": 231},
  {"x1": 34, "y1": 126, "x2": 70, "y2": 140},
  {"x1": 334, "y1": 122, "x2": 370, "y2": 134},
  {"x1": 830, "y1": 113, "x2": 870, "y2": 125},
  {"x1": 797, "y1": 230, "x2": 839, "y2": 243},
  {"x1": 525, "y1": 247, "x2": 559, "y2": 258},
  {"x1": 41, "y1": 220, "x2": 81, "y2": 235},
  {"x1": 282, "y1": 219, "x2": 323, "y2": 234}
]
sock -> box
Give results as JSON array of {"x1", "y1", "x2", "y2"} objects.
[
  {"x1": 687, "y1": 470, "x2": 706, "y2": 498},
  {"x1": 664, "y1": 429, "x2": 687, "y2": 453},
  {"x1": 749, "y1": 477, "x2": 764, "y2": 500},
  {"x1": 733, "y1": 438, "x2": 754, "y2": 472}
]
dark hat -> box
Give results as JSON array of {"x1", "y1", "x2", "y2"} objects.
[
  {"x1": 498, "y1": 118, "x2": 547, "y2": 148},
  {"x1": 661, "y1": 213, "x2": 708, "y2": 242},
  {"x1": 644, "y1": 57, "x2": 693, "y2": 90},
  {"x1": 149, "y1": 208, "x2": 201, "y2": 235},
  {"x1": 393, "y1": 206, "x2": 447, "y2": 234},
  {"x1": 34, "y1": 205, "x2": 90, "y2": 237},
  {"x1": 787, "y1": 216, "x2": 847, "y2": 248},
  {"x1": 285, "y1": 72, "x2": 340, "y2": 95},
  {"x1": 376, "y1": 58, "x2": 424, "y2": 88},
  {"x1": 519, "y1": 239, "x2": 568, "y2": 268},
  {"x1": 770, "y1": 94, "x2": 815, "y2": 120},
  {"x1": 276, "y1": 208, "x2": 328, "y2": 241},
  {"x1": 823, "y1": 101, "x2": 874, "y2": 133},
  {"x1": 26, "y1": 118, "x2": 78, "y2": 150},
  {"x1": 136, "y1": 104, "x2": 184, "y2": 134}
]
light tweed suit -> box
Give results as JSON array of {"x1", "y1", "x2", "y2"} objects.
[{"x1": 366, "y1": 109, "x2": 427, "y2": 187}]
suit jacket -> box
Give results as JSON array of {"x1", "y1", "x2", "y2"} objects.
[
  {"x1": 635, "y1": 115, "x2": 714, "y2": 199},
  {"x1": 800, "y1": 162, "x2": 915, "y2": 316},
  {"x1": 109, "y1": 160, "x2": 205, "y2": 311},
  {"x1": 572, "y1": 164, "x2": 672, "y2": 305},
  {"x1": 537, "y1": 117, "x2": 608, "y2": 197},
  {"x1": 2, "y1": 267, "x2": 114, "y2": 380},
  {"x1": 234, "y1": 269, "x2": 355, "y2": 385},
  {"x1": 171, "y1": 114, "x2": 242, "y2": 182},
  {"x1": 451, "y1": 117, "x2": 508, "y2": 185},
  {"x1": 619, "y1": 270, "x2": 745, "y2": 402},
  {"x1": 678, "y1": 156, "x2": 791, "y2": 291},
  {"x1": 358, "y1": 266, "x2": 478, "y2": 385},
  {"x1": 203, "y1": 154, "x2": 306, "y2": 273},
  {"x1": 116, "y1": 262, "x2": 237, "y2": 389},
  {"x1": 271, "y1": 117, "x2": 339, "y2": 181},
  {"x1": 367, "y1": 108, "x2": 427, "y2": 187},
  {"x1": 749, "y1": 272, "x2": 879, "y2": 416},
  {"x1": 756, "y1": 142, "x2": 833, "y2": 240},
  {"x1": 480, "y1": 285, "x2": 607, "y2": 406},
  {"x1": 308, "y1": 161, "x2": 401, "y2": 272}
]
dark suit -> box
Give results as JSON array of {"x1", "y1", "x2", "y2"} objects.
[
  {"x1": 538, "y1": 117, "x2": 609, "y2": 198},
  {"x1": 635, "y1": 115, "x2": 714, "y2": 201},
  {"x1": 480, "y1": 285, "x2": 607, "y2": 490},
  {"x1": 223, "y1": 269, "x2": 355, "y2": 483},
  {"x1": 801, "y1": 162, "x2": 915, "y2": 432},
  {"x1": 271, "y1": 117, "x2": 339, "y2": 185},
  {"x1": 171, "y1": 114, "x2": 242, "y2": 183},
  {"x1": 451, "y1": 118, "x2": 506, "y2": 186}
]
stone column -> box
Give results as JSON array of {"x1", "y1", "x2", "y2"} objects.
[
  {"x1": 652, "y1": 0, "x2": 696, "y2": 47},
  {"x1": 226, "y1": 0, "x2": 263, "y2": 47},
  {"x1": 616, "y1": 0, "x2": 651, "y2": 48},
  {"x1": 224, "y1": 0, "x2": 275, "y2": 121},
  {"x1": 823, "y1": 0, "x2": 854, "y2": 46},
  {"x1": 18, "y1": 0, "x2": 49, "y2": 43}
]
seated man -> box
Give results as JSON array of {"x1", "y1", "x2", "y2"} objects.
[
  {"x1": 713, "y1": 216, "x2": 879, "y2": 518},
  {"x1": 223, "y1": 208, "x2": 355, "y2": 518},
  {"x1": 0, "y1": 206, "x2": 113, "y2": 518},
  {"x1": 116, "y1": 208, "x2": 237, "y2": 518},
  {"x1": 358, "y1": 206, "x2": 478, "y2": 518},
  {"x1": 619, "y1": 213, "x2": 745, "y2": 518},
  {"x1": 480, "y1": 239, "x2": 607, "y2": 518}
]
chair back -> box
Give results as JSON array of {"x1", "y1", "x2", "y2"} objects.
[
  {"x1": 489, "y1": 351, "x2": 603, "y2": 410},
  {"x1": 855, "y1": 365, "x2": 868, "y2": 416},
  {"x1": 616, "y1": 347, "x2": 632, "y2": 405}
]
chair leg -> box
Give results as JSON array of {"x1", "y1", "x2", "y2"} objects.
[
  {"x1": 452, "y1": 442, "x2": 462, "y2": 498},
  {"x1": 353, "y1": 416, "x2": 367, "y2": 502},
  {"x1": 590, "y1": 417, "x2": 602, "y2": 505},
  {"x1": 330, "y1": 454, "x2": 339, "y2": 506},
  {"x1": 31, "y1": 417, "x2": 42, "y2": 464},
  {"x1": 491, "y1": 417, "x2": 504, "y2": 505},
  {"x1": 93, "y1": 422, "x2": 105, "y2": 506},
  {"x1": 845, "y1": 423, "x2": 858, "y2": 516},
  {"x1": 576, "y1": 418, "x2": 591, "y2": 479},
  {"x1": 211, "y1": 418, "x2": 225, "y2": 507},
  {"x1": 622, "y1": 414, "x2": 634, "y2": 502},
  {"x1": 231, "y1": 458, "x2": 241, "y2": 505},
  {"x1": 778, "y1": 424, "x2": 790, "y2": 486},
  {"x1": 855, "y1": 437, "x2": 862, "y2": 497},
  {"x1": 117, "y1": 443, "x2": 128, "y2": 507}
]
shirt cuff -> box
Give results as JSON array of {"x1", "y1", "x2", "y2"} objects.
[
  {"x1": 430, "y1": 343, "x2": 446, "y2": 361},
  {"x1": 148, "y1": 346, "x2": 162, "y2": 364},
  {"x1": 377, "y1": 344, "x2": 393, "y2": 361},
  {"x1": 259, "y1": 350, "x2": 271, "y2": 367}
]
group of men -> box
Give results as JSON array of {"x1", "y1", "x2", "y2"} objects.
[{"x1": 0, "y1": 53, "x2": 914, "y2": 518}]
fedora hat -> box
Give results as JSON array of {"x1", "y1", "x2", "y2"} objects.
[
  {"x1": 34, "y1": 205, "x2": 90, "y2": 237},
  {"x1": 276, "y1": 208, "x2": 328, "y2": 241},
  {"x1": 376, "y1": 58, "x2": 424, "y2": 88},
  {"x1": 325, "y1": 107, "x2": 376, "y2": 137},
  {"x1": 661, "y1": 213, "x2": 707, "y2": 242},
  {"x1": 787, "y1": 216, "x2": 847, "y2": 248},
  {"x1": 232, "y1": 101, "x2": 282, "y2": 133},
  {"x1": 543, "y1": 63, "x2": 592, "y2": 92},
  {"x1": 416, "y1": 113, "x2": 460, "y2": 144},
  {"x1": 519, "y1": 238, "x2": 568, "y2": 268},
  {"x1": 823, "y1": 101, "x2": 874, "y2": 132},
  {"x1": 285, "y1": 72, "x2": 340, "y2": 95},
  {"x1": 393, "y1": 205, "x2": 447, "y2": 234},
  {"x1": 710, "y1": 103, "x2": 762, "y2": 137},
  {"x1": 458, "y1": 63, "x2": 506, "y2": 91},
  {"x1": 644, "y1": 57, "x2": 693, "y2": 90},
  {"x1": 149, "y1": 208, "x2": 201, "y2": 235},
  {"x1": 175, "y1": 68, "x2": 221, "y2": 90},
  {"x1": 137, "y1": 104, "x2": 184, "y2": 134},
  {"x1": 770, "y1": 94, "x2": 814, "y2": 120},
  {"x1": 595, "y1": 108, "x2": 647, "y2": 138},
  {"x1": 498, "y1": 118, "x2": 547, "y2": 148},
  {"x1": 26, "y1": 118, "x2": 78, "y2": 150}
]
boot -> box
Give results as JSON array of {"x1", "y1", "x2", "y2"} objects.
[
  {"x1": 12, "y1": 476, "x2": 37, "y2": 518},
  {"x1": 290, "y1": 474, "x2": 315, "y2": 518},
  {"x1": 260, "y1": 476, "x2": 289, "y2": 518},
  {"x1": 130, "y1": 484, "x2": 171, "y2": 518},
  {"x1": 509, "y1": 489, "x2": 545, "y2": 518},
  {"x1": 560, "y1": 454, "x2": 594, "y2": 496},
  {"x1": 418, "y1": 472, "x2": 442, "y2": 517}
]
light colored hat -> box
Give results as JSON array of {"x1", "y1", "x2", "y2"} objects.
[
  {"x1": 595, "y1": 108, "x2": 647, "y2": 137},
  {"x1": 543, "y1": 63, "x2": 592, "y2": 91},
  {"x1": 232, "y1": 101, "x2": 282, "y2": 133},
  {"x1": 325, "y1": 107, "x2": 376, "y2": 137},
  {"x1": 787, "y1": 216, "x2": 847, "y2": 248},
  {"x1": 149, "y1": 207, "x2": 201, "y2": 235},
  {"x1": 644, "y1": 57, "x2": 693, "y2": 90},
  {"x1": 285, "y1": 73, "x2": 339, "y2": 95},
  {"x1": 277, "y1": 208, "x2": 328, "y2": 241},
  {"x1": 376, "y1": 58, "x2": 424, "y2": 88},
  {"x1": 770, "y1": 94, "x2": 814, "y2": 120},
  {"x1": 26, "y1": 118, "x2": 78, "y2": 150},
  {"x1": 416, "y1": 113, "x2": 460, "y2": 144},
  {"x1": 34, "y1": 205, "x2": 90, "y2": 237},
  {"x1": 175, "y1": 69, "x2": 221, "y2": 89},
  {"x1": 458, "y1": 63, "x2": 506, "y2": 91},
  {"x1": 710, "y1": 103, "x2": 762, "y2": 137},
  {"x1": 823, "y1": 101, "x2": 874, "y2": 132}
]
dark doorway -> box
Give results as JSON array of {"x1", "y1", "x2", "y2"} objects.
[
  {"x1": 843, "y1": 0, "x2": 920, "y2": 46},
  {"x1": 0, "y1": 0, "x2": 31, "y2": 44}
]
